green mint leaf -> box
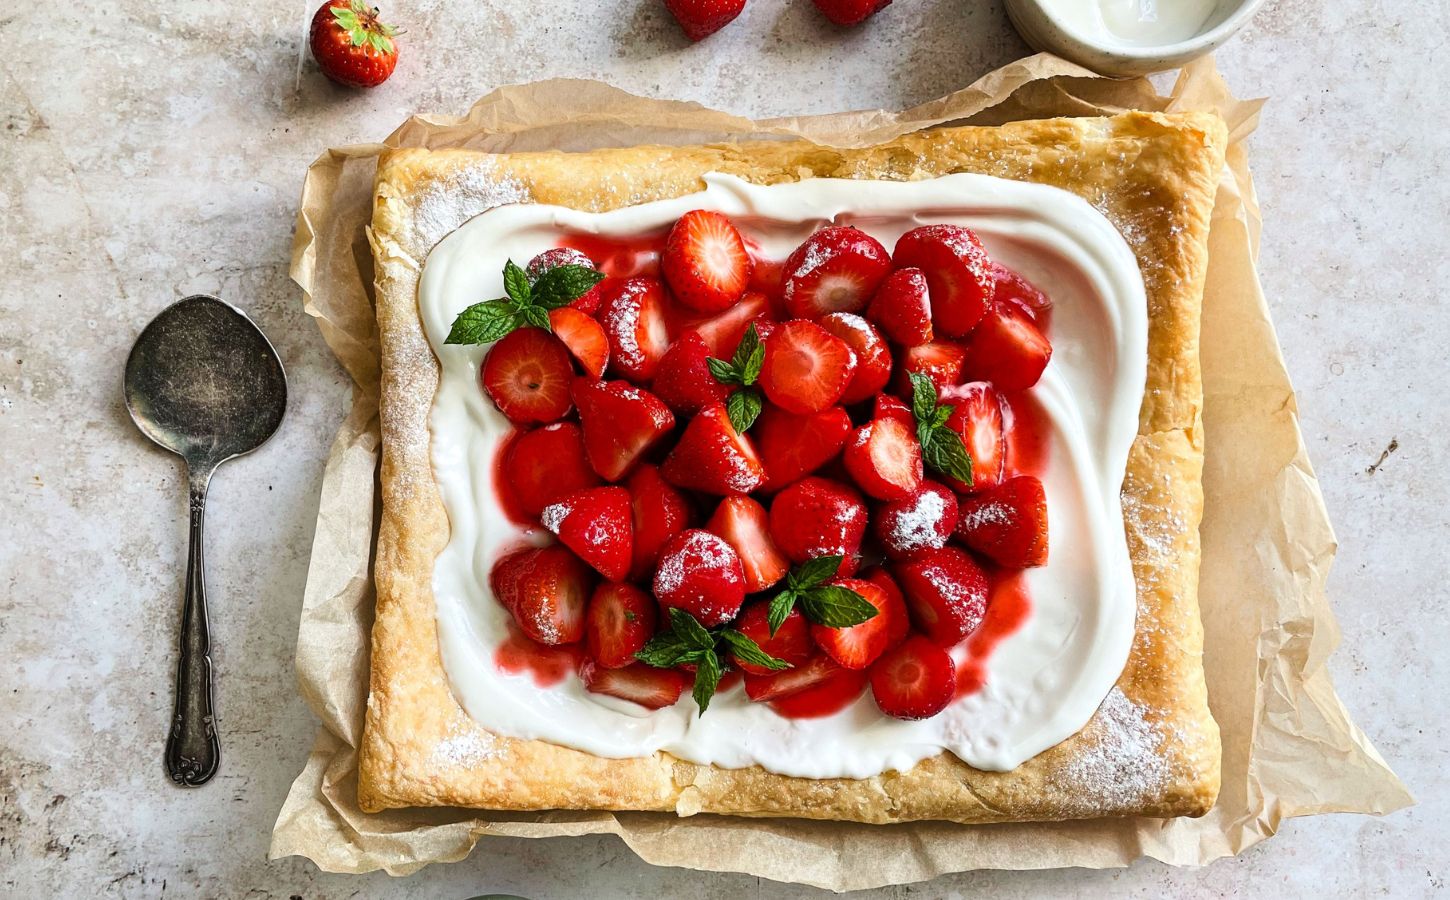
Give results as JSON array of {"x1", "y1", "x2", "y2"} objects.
[
  {"x1": 531, "y1": 264, "x2": 605, "y2": 310},
  {"x1": 800, "y1": 584, "x2": 879, "y2": 628},
  {"x1": 692, "y1": 649, "x2": 723, "y2": 715},
  {"x1": 732, "y1": 324, "x2": 763, "y2": 385},
  {"x1": 917, "y1": 420, "x2": 936, "y2": 454},
  {"x1": 707, "y1": 356, "x2": 742, "y2": 386},
  {"x1": 909, "y1": 371, "x2": 938, "y2": 425},
  {"x1": 726, "y1": 388, "x2": 763, "y2": 433},
  {"x1": 923, "y1": 428, "x2": 974, "y2": 485},
  {"x1": 444, "y1": 299, "x2": 518, "y2": 345},
  {"x1": 520, "y1": 305, "x2": 551, "y2": 331},
  {"x1": 931, "y1": 404, "x2": 953, "y2": 430},
  {"x1": 719, "y1": 629, "x2": 790, "y2": 671},
  {"x1": 766, "y1": 590, "x2": 798, "y2": 636},
  {"x1": 668, "y1": 608, "x2": 716, "y2": 651},
  {"x1": 633, "y1": 632, "x2": 695, "y2": 668},
  {"x1": 502, "y1": 260, "x2": 532, "y2": 306},
  {"x1": 791, "y1": 555, "x2": 843, "y2": 590}
]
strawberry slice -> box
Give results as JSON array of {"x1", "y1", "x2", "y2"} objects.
[
  {"x1": 991, "y1": 261, "x2": 1051, "y2": 320},
  {"x1": 571, "y1": 378, "x2": 676, "y2": 482},
  {"x1": 625, "y1": 464, "x2": 692, "y2": 581},
  {"x1": 651, "y1": 331, "x2": 731, "y2": 415},
  {"x1": 893, "y1": 546, "x2": 989, "y2": 646},
  {"x1": 489, "y1": 545, "x2": 595, "y2": 645},
  {"x1": 662, "y1": 209, "x2": 753, "y2": 313},
  {"x1": 540, "y1": 486, "x2": 634, "y2": 582},
  {"x1": 731, "y1": 603, "x2": 813, "y2": 676},
  {"x1": 956, "y1": 475, "x2": 1049, "y2": 568},
  {"x1": 873, "y1": 480, "x2": 958, "y2": 560},
  {"x1": 940, "y1": 381, "x2": 1005, "y2": 493},
  {"x1": 842, "y1": 416, "x2": 923, "y2": 501},
  {"x1": 547, "y1": 306, "x2": 609, "y2": 379},
  {"x1": 891, "y1": 340, "x2": 966, "y2": 396},
  {"x1": 652, "y1": 529, "x2": 747, "y2": 627},
  {"x1": 688, "y1": 291, "x2": 771, "y2": 358},
  {"x1": 580, "y1": 660, "x2": 689, "y2": 709},
  {"x1": 767, "y1": 665, "x2": 867, "y2": 718},
  {"x1": 759, "y1": 319, "x2": 858, "y2": 414},
  {"x1": 480, "y1": 327, "x2": 574, "y2": 425},
  {"x1": 585, "y1": 582, "x2": 658, "y2": 668},
  {"x1": 598, "y1": 276, "x2": 671, "y2": 382},
  {"x1": 705, "y1": 495, "x2": 789, "y2": 593},
  {"x1": 818, "y1": 312, "x2": 892, "y2": 404},
  {"x1": 528, "y1": 247, "x2": 603, "y2": 314},
  {"x1": 859, "y1": 566, "x2": 911, "y2": 648},
  {"x1": 500, "y1": 422, "x2": 602, "y2": 518},
  {"x1": 869, "y1": 635, "x2": 955, "y2": 720},
  {"x1": 892, "y1": 225, "x2": 995, "y2": 337},
  {"x1": 873, "y1": 393, "x2": 913, "y2": 431},
  {"x1": 754, "y1": 403, "x2": 851, "y2": 491},
  {"x1": 962, "y1": 301, "x2": 1052, "y2": 391},
  {"x1": 767, "y1": 476, "x2": 867, "y2": 575},
  {"x1": 867, "y1": 267, "x2": 933, "y2": 346},
  {"x1": 782, "y1": 226, "x2": 892, "y2": 318},
  {"x1": 809, "y1": 577, "x2": 905, "y2": 670},
  {"x1": 743, "y1": 652, "x2": 843, "y2": 702},
  {"x1": 661, "y1": 403, "x2": 766, "y2": 495}
]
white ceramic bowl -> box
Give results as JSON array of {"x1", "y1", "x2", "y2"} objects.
[{"x1": 1004, "y1": 0, "x2": 1267, "y2": 77}]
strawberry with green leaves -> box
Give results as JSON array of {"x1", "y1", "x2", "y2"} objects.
[
  {"x1": 907, "y1": 371, "x2": 976, "y2": 488},
  {"x1": 764, "y1": 555, "x2": 878, "y2": 636},
  {"x1": 445, "y1": 259, "x2": 605, "y2": 347},
  {"x1": 309, "y1": 1, "x2": 400, "y2": 88},
  {"x1": 705, "y1": 322, "x2": 766, "y2": 433},
  {"x1": 635, "y1": 608, "x2": 788, "y2": 713}
]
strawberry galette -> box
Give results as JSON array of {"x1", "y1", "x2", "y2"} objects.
[{"x1": 360, "y1": 112, "x2": 1228, "y2": 824}]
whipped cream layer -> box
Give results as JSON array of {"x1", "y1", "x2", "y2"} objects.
[{"x1": 421, "y1": 173, "x2": 1147, "y2": 778}]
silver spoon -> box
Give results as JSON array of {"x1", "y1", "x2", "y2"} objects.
[{"x1": 124, "y1": 295, "x2": 287, "y2": 786}]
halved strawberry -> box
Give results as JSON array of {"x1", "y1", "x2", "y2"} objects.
[
  {"x1": 528, "y1": 247, "x2": 603, "y2": 313},
  {"x1": 541, "y1": 486, "x2": 634, "y2": 582},
  {"x1": 662, "y1": 209, "x2": 753, "y2": 313},
  {"x1": 753, "y1": 402, "x2": 851, "y2": 491},
  {"x1": 859, "y1": 566, "x2": 911, "y2": 648},
  {"x1": 625, "y1": 464, "x2": 692, "y2": 581},
  {"x1": 962, "y1": 301, "x2": 1052, "y2": 391},
  {"x1": 818, "y1": 312, "x2": 892, "y2": 404},
  {"x1": 767, "y1": 665, "x2": 867, "y2": 718},
  {"x1": 893, "y1": 546, "x2": 989, "y2": 646},
  {"x1": 809, "y1": 577, "x2": 905, "y2": 669},
  {"x1": 991, "y1": 260, "x2": 1051, "y2": 320},
  {"x1": 651, "y1": 331, "x2": 731, "y2": 415},
  {"x1": 571, "y1": 378, "x2": 676, "y2": 482},
  {"x1": 743, "y1": 652, "x2": 843, "y2": 702},
  {"x1": 480, "y1": 327, "x2": 574, "y2": 425},
  {"x1": 652, "y1": 529, "x2": 747, "y2": 627},
  {"x1": 598, "y1": 276, "x2": 671, "y2": 382},
  {"x1": 731, "y1": 603, "x2": 813, "y2": 676},
  {"x1": 892, "y1": 225, "x2": 995, "y2": 337},
  {"x1": 891, "y1": 340, "x2": 966, "y2": 395},
  {"x1": 759, "y1": 319, "x2": 858, "y2": 414},
  {"x1": 873, "y1": 394, "x2": 913, "y2": 431},
  {"x1": 547, "y1": 306, "x2": 609, "y2": 379},
  {"x1": 585, "y1": 582, "x2": 658, "y2": 668},
  {"x1": 688, "y1": 291, "x2": 771, "y2": 358},
  {"x1": 661, "y1": 403, "x2": 766, "y2": 495},
  {"x1": 873, "y1": 480, "x2": 958, "y2": 560},
  {"x1": 500, "y1": 422, "x2": 602, "y2": 518},
  {"x1": 869, "y1": 635, "x2": 955, "y2": 720},
  {"x1": 842, "y1": 417, "x2": 923, "y2": 501},
  {"x1": 956, "y1": 475, "x2": 1049, "y2": 568},
  {"x1": 782, "y1": 226, "x2": 892, "y2": 318},
  {"x1": 867, "y1": 267, "x2": 933, "y2": 346},
  {"x1": 489, "y1": 545, "x2": 595, "y2": 645},
  {"x1": 940, "y1": 381, "x2": 1005, "y2": 493},
  {"x1": 706, "y1": 495, "x2": 789, "y2": 592},
  {"x1": 768, "y1": 476, "x2": 867, "y2": 575},
  {"x1": 580, "y1": 660, "x2": 689, "y2": 709}
]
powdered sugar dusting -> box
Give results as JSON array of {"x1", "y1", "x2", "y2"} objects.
[
  {"x1": 412, "y1": 159, "x2": 530, "y2": 249},
  {"x1": 883, "y1": 485, "x2": 953, "y2": 554},
  {"x1": 431, "y1": 718, "x2": 500, "y2": 769},
  {"x1": 1052, "y1": 687, "x2": 1173, "y2": 813},
  {"x1": 540, "y1": 499, "x2": 573, "y2": 534}
]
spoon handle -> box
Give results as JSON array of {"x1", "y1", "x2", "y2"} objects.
[{"x1": 165, "y1": 478, "x2": 221, "y2": 786}]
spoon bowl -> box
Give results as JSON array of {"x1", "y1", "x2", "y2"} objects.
[{"x1": 124, "y1": 295, "x2": 287, "y2": 785}]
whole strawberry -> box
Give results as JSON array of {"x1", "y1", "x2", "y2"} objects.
[
  {"x1": 310, "y1": 1, "x2": 399, "y2": 88},
  {"x1": 812, "y1": 0, "x2": 891, "y2": 27},
  {"x1": 665, "y1": 0, "x2": 747, "y2": 42}
]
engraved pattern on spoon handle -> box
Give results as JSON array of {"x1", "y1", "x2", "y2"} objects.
[{"x1": 165, "y1": 479, "x2": 221, "y2": 786}]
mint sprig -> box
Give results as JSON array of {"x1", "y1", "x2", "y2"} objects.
[
  {"x1": 766, "y1": 555, "x2": 878, "y2": 635},
  {"x1": 706, "y1": 323, "x2": 765, "y2": 433},
  {"x1": 909, "y1": 372, "x2": 974, "y2": 486},
  {"x1": 634, "y1": 607, "x2": 788, "y2": 715},
  {"x1": 444, "y1": 259, "x2": 604, "y2": 345}
]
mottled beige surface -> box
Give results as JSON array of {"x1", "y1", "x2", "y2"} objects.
[{"x1": 0, "y1": 0, "x2": 1444, "y2": 897}]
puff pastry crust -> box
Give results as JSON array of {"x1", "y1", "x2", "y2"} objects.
[{"x1": 358, "y1": 112, "x2": 1228, "y2": 824}]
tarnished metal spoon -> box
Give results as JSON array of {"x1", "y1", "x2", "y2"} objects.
[{"x1": 124, "y1": 295, "x2": 287, "y2": 786}]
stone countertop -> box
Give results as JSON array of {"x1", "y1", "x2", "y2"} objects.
[{"x1": 2, "y1": 1, "x2": 1444, "y2": 896}]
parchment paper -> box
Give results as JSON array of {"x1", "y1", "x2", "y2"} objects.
[{"x1": 269, "y1": 54, "x2": 1411, "y2": 891}]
